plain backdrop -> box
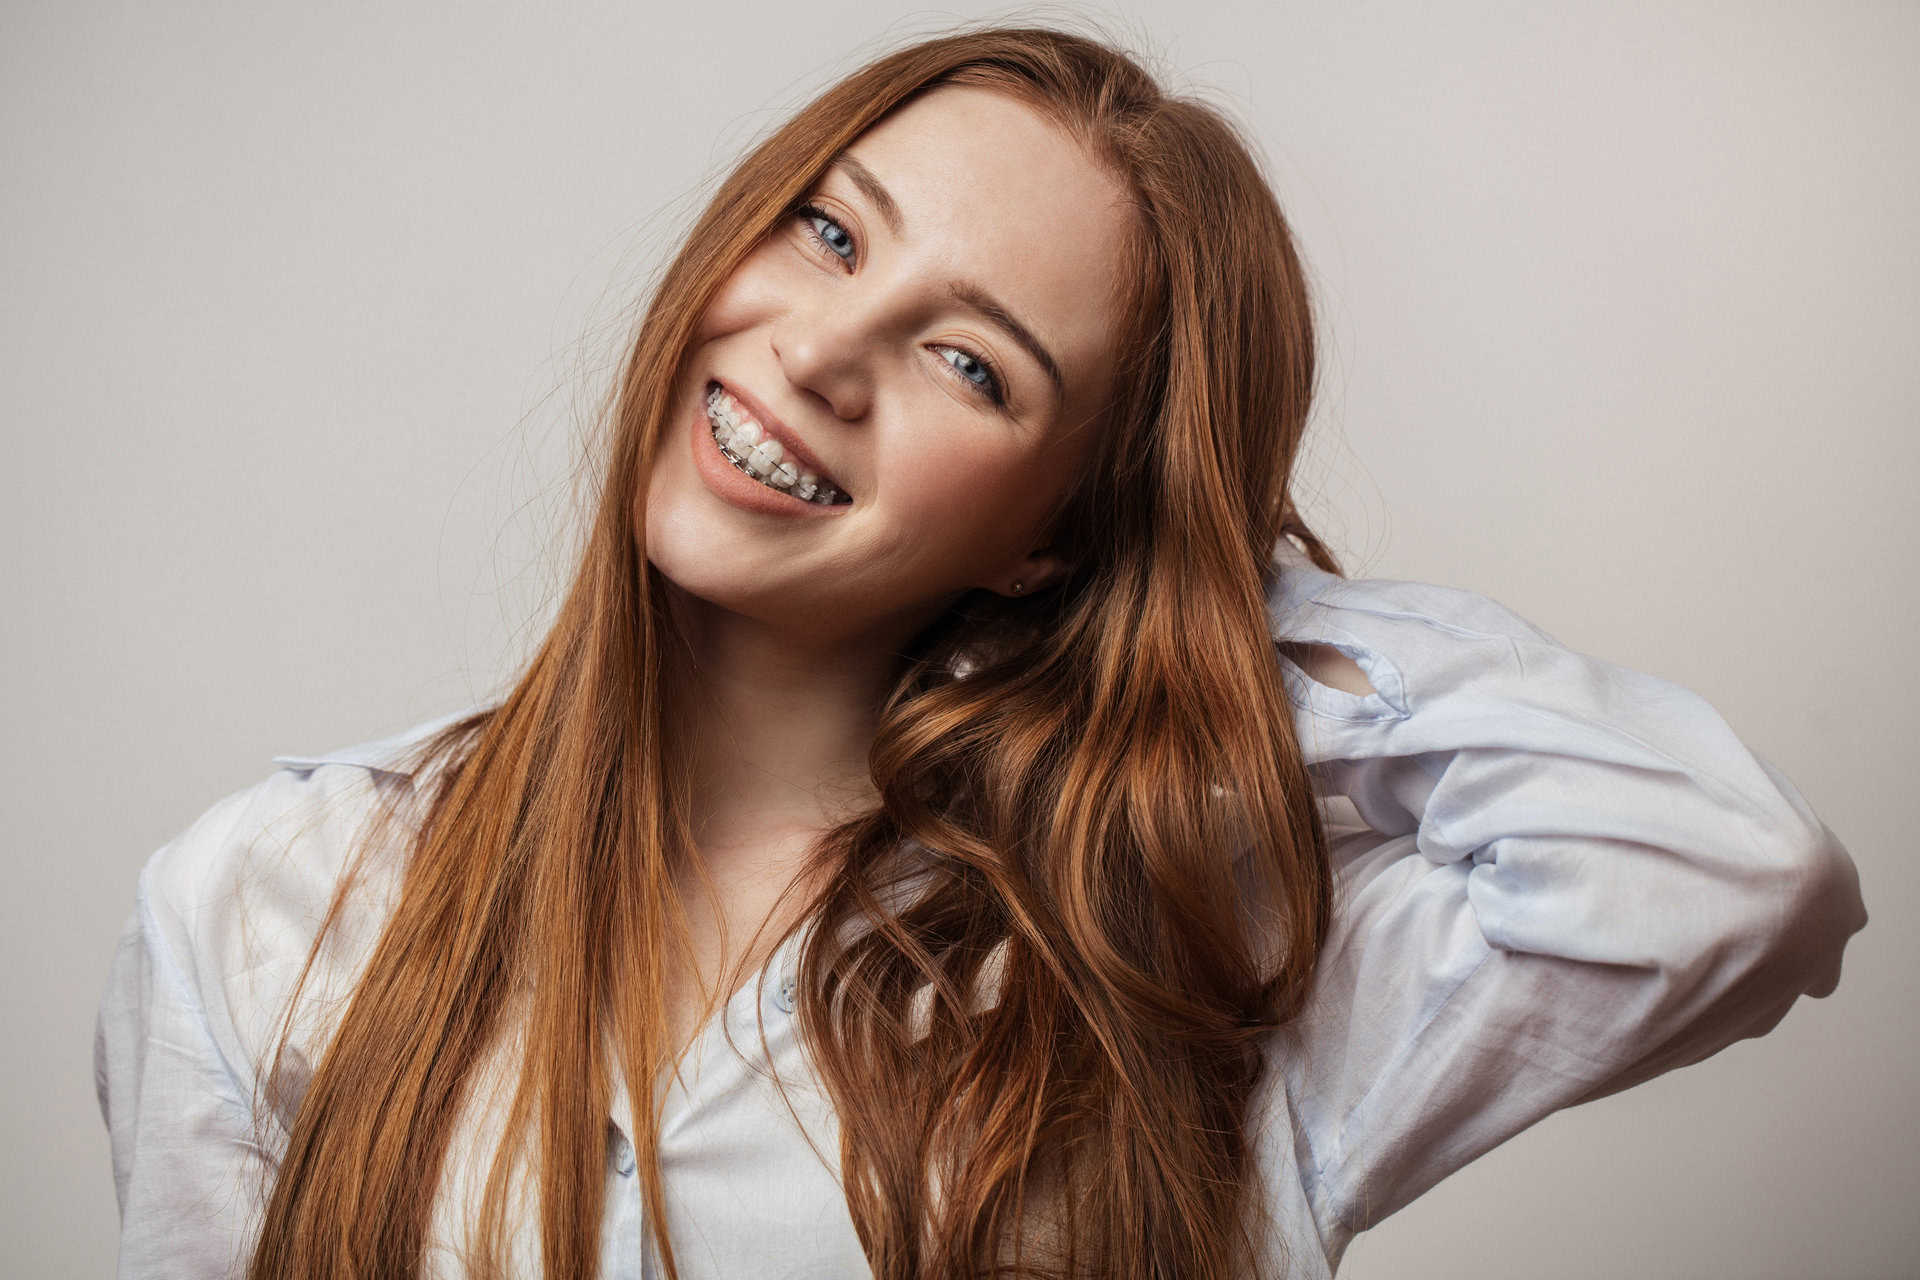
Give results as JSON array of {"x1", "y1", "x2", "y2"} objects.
[{"x1": 5, "y1": 1, "x2": 1914, "y2": 1276}]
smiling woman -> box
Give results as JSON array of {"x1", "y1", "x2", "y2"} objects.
[
  {"x1": 645, "y1": 83, "x2": 1134, "y2": 657},
  {"x1": 93, "y1": 19, "x2": 1865, "y2": 1280}
]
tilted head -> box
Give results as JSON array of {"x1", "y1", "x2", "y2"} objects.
[
  {"x1": 644, "y1": 81, "x2": 1135, "y2": 651},
  {"x1": 619, "y1": 22, "x2": 1325, "y2": 668}
]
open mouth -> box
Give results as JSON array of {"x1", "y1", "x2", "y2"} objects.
[{"x1": 705, "y1": 381, "x2": 851, "y2": 506}]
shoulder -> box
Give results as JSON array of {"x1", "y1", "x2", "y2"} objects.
[
  {"x1": 1266, "y1": 536, "x2": 1563, "y2": 650},
  {"x1": 129, "y1": 704, "x2": 493, "y2": 1084},
  {"x1": 1263, "y1": 537, "x2": 1571, "y2": 743},
  {"x1": 139, "y1": 704, "x2": 486, "y2": 939}
]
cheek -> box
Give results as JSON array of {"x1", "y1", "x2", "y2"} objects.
[
  {"x1": 694, "y1": 243, "x2": 793, "y2": 339},
  {"x1": 884, "y1": 440, "x2": 1062, "y2": 562},
  {"x1": 637, "y1": 390, "x2": 704, "y2": 559}
]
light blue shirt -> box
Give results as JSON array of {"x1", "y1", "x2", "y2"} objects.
[{"x1": 94, "y1": 537, "x2": 1868, "y2": 1277}]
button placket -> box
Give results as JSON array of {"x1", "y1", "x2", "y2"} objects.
[{"x1": 773, "y1": 968, "x2": 797, "y2": 1014}]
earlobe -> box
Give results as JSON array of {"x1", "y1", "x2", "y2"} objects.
[{"x1": 998, "y1": 549, "x2": 1073, "y2": 598}]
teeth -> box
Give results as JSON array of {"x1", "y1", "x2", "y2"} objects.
[
  {"x1": 749, "y1": 439, "x2": 783, "y2": 472},
  {"x1": 704, "y1": 383, "x2": 849, "y2": 505}
]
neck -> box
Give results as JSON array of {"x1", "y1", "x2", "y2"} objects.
[{"x1": 666, "y1": 591, "x2": 909, "y2": 856}]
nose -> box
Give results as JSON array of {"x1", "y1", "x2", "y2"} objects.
[{"x1": 769, "y1": 295, "x2": 878, "y2": 422}]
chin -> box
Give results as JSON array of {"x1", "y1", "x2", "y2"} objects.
[{"x1": 640, "y1": 533, "x2": 770, "y2": 616}]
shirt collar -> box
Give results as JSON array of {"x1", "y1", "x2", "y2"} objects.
[{"x1": 271, "y1": 701, "x2": 495, "y2": 778}]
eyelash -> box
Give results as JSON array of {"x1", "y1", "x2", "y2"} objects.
[{"x1": 791, "y1": 202, "x2": 1008, "y2": 408}]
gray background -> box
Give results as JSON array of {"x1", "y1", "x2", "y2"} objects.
[{"x1": 6, "y1": 1, "x2": 1914, "y2": 1275}]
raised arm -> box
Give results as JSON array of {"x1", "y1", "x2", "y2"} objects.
[{"x1": 1257, "y1": 539, "x2": 1867, "y2": 1266}]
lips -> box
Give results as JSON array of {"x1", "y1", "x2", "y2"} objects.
[{"x1": 708, "y1": 379, "x2": 849, "y2": 498}]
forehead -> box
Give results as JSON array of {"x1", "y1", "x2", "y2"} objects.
[{"x1": 840, "y1": 85, "x2": 1134, "y2": 406}]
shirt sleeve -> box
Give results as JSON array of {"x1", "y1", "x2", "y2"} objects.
[
  {"x1": 94, "y1": 713, "x2": 464, "y2": 1278},
  {"x1": 94, "y1": 793, "x2": 276, "y2": 1280},
  {"x1": 1258, "y1": 543, "x2": 1868, "y2": 1265}
]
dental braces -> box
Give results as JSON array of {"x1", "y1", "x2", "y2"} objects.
[{"x1": 712, "y1": 425, "x2": 850, "y2": 505}]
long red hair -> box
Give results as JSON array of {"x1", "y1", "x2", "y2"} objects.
[{"x1": 248, "y1": 19, "x2": 1345, "y2": 1279}]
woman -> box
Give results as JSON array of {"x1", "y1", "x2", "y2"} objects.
[{"x1": 94, "y1": 23, "x2": 1867, "y2": 1280}]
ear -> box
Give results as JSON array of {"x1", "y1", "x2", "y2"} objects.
[{"x1": 986, "y1": 546, "x2": 1075, "y2": 598}]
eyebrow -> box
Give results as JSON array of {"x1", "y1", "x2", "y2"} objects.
[{"x1": 828, "y1": 155, "x2": 1067, "y2": 404}]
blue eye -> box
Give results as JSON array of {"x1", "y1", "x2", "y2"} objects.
[
  {"x1": 935, "y1": 344, "x2": 1006, "y2": 406},
  {"x1": 795, "y1": 204, "x2": 856, "y2": 265},
  {"x1": 790, "y1": 200, "x2": 1008, "y2": 409}
]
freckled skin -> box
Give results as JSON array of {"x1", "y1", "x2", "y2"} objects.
[{"x1": 641, "y1": 84, "x2": 1135, "y2": 653}]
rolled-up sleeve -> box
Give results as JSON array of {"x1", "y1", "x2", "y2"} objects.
[
  {"x1": 1260, "y1": 545, "x2": 1868, "y2": 1264},
  {"x1": 95, "y1": 814, "x2": 273, "y2": 1279}
]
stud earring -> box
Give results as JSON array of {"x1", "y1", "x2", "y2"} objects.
[{"x1": 1010, "y1": 581, "x2": 1025, "y2": 595}]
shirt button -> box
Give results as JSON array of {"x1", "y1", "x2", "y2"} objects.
[
  {"x1": 774, "y1": 971, "x2": 797, "y2": 1014},
  {"x1": 611, "y1": 1132, "x2": 636, "y2": 1177}
]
